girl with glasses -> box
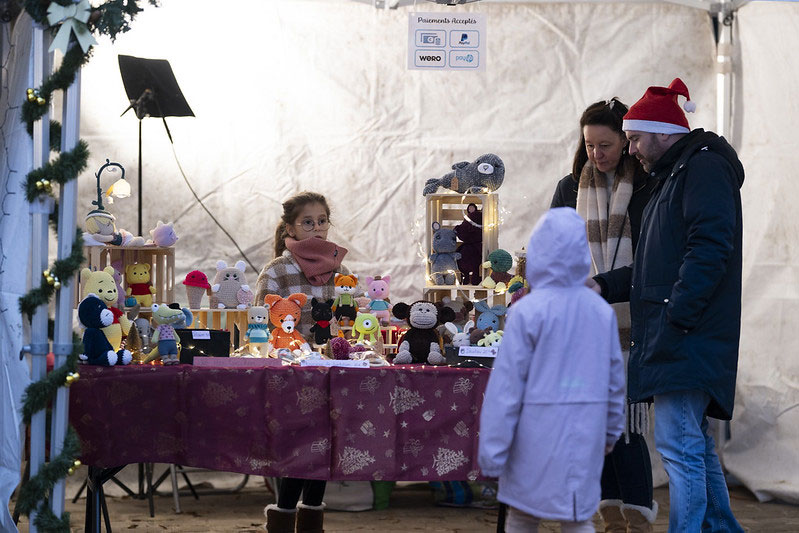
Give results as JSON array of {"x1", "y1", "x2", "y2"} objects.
[{"x1": 256, "y1": 191, "x2": 354, "y2": 533}]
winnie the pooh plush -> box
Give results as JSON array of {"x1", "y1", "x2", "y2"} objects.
[
  {"x1": 126, "y1": 262, "x2": 156, "y2": 307},
  {"x1": 263, "y1": 293, "x2": 310, "y2": 352},
  {"x1": 81, "y1": 266, "x2": 131, "y2": 351},
  {"x1": 78, "y1": 295, "x2": 132, "y2": 366}
]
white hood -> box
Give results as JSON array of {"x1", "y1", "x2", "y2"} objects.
[{"x1": 526, "y1": 207, "x2": 591, "y2": 290}]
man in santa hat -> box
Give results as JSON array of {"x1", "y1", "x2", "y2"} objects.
[{"x1": 591, "y1": 78, "x2": 745, "y2": 532}]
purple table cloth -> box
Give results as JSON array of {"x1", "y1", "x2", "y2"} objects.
[{"x1": 69, "y1": 364, "x2": 490, "y2": 481}]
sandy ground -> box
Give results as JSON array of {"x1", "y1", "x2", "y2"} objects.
[{"x1": 10, "y1": 465, "x2": 799, "y2": 532}]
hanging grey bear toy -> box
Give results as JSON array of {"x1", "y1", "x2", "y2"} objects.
[{"x1": 423, "y1": 153, "x2": 505, "y2": 195}]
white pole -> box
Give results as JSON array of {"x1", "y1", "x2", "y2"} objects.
[
  {"x1": 716, "y1": 0, "x2": 733, "y2": 140},
  {"x1": 26, "y1": 23, "x2": 51, "y2": 533},
  {"x1": 50, "y1": 56, "x2": 82, "y2": 519}
]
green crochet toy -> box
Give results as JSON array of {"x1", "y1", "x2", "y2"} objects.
[{"x1": 481, "y1": 249, "x2": 514, "y2": 292}]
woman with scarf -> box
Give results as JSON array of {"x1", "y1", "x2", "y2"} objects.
[
  {"x1": 256, "y1": 191, "x2": 352, "y2": 533},
  {"x1": 550, "y1": 98, "x2": 658, "y2": 533}
]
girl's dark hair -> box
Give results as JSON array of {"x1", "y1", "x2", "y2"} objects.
[
  {"x1": 571, "y1": 97, "x2": 631, "y2": 180},
  {"x1": 273, "y1": 191, "x2": 331, "y2": 258}
]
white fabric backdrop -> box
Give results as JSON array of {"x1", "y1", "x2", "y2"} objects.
[
  {"x1": 0, "y1": 15, "x2": 34, "y2": 533},
  {"x1": 2, "y1": 0, "x2": 798, "y2": 510}
]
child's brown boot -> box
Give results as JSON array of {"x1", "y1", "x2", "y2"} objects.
[
  {"x1": 263, "y1": 504, "x2": 296, "y2": 533},
  {"x1": 296, "y1": 502, "x2": 325, "y2": 533}
]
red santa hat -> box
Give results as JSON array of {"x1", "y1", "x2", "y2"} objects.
[{"x1": 622, "y1": 78, "x2": 696, "y2": 135}]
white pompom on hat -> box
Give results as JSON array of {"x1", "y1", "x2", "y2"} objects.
[{"x1": 623, "y1": 78, "x2": 695, "y2": 134}]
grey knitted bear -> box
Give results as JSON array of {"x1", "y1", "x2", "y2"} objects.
[
  {"x1": 422, "y1": 153, "x2": 505, "y2": 196},
  {"x1": 429, "y1": 222, "x2": 461, "y2": 285}
]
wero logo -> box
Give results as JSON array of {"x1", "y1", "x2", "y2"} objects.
[{"x1": 415, "y1": 49, "x2": 445, "y2": 68}]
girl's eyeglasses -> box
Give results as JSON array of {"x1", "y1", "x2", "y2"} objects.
[{"x1": 295, "y1": 218, "x2": 330, "y2": 231}]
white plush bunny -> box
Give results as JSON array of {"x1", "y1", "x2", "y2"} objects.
[{"x1": 445, "y1": 320, "x2": 475, "y2": 348}]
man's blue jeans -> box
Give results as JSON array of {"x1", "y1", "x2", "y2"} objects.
[{"x1": 654, "y1": 390, "x2": 744, "y2": 533}]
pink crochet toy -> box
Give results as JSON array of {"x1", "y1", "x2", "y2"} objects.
[{"x1": 365, "y1": 275, "x2": 392, "y2": 325}]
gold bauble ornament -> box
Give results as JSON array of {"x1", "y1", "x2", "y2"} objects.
[
  {"x1": 36, "y1": 97, "x2": 45, "y2": 105},
  {"x1": 72, "y1": 372, "x2": 80, "y2": 382},
  {"x1": 27, "y1": 88, "x2": 34, "y2": 95},
  {"x1": 53, "y1": 281, "x2": 61, "y2": 289},
  {"x1": 74, "y1": 459, "x2": 82, "y2": 468},
  {"x1": 67, "y1": 467, "x2": 75, "y2": 475},
  {"x1": 35, "y1": 180, "x2": 43, "y2": 189},
  {"x1": 65, "y1": 374, "x2": 74, "y2": 385}
]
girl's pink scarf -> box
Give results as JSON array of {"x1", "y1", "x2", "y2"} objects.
[{"x1": 285, "y1": 237, "x2": 347, "y2": 286}]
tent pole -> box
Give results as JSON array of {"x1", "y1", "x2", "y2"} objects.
[
  {"x1": 26, "y1": 25, "x2": 52, "y2": 533},
  {"x1": 716, "y1": 0, "x2": 733, "y2": 141},
  {"x1": 50, "y1": 57, "x2": 82, "y2": 519}
]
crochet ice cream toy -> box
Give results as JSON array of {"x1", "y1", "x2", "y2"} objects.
[{"x1": 183, "y1": 270, "x2": 211, "y2": 308}]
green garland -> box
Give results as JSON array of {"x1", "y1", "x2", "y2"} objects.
[{"x1": 16, "y1": 1, "x2": 157, "y2": 530}]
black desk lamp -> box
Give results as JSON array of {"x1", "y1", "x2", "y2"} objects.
[{"x1": 118, "y1": 54, "x2": 194, "y2": 237}]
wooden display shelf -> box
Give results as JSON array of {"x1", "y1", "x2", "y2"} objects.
[
  {"x1": 75, "y1": 245, "x2": 175, "y2": 306},
  {"x1": 424, "y1": 192, "x2": 499, "y2": 286},
  {"x1": 422, "y1": 284, "x2": 510, "y2": 307}
]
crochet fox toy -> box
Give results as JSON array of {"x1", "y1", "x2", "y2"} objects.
[
  {"x1": 263, "y1": 293, "x2": 311, "y2": 352},
  {"x1": 331, "y1": 274, "x2": 358, "y2": 326}
]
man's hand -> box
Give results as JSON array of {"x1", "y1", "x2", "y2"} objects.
[{"x1": 585, "y1": 277, "x2": 601, "y2": 294}]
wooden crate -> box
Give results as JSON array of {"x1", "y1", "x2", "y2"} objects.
[
  {"x1": 424, "y1": 192, "x2": 499, "y2": 287},
  {"x1": 422, "y1": 285, "x2": 510, "y2": 308},
  {"x1": 75, "y1": 245, "x2": 175, "y2": 307}
]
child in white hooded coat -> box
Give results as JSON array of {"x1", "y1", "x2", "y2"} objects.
[{"x1": 478, "y1": 207, "x2": 625, "y2": 533}]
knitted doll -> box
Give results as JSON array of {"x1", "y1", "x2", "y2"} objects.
[
  {"x1": 331, "y1": 274, "x2": 359, "y2": 325},
  {"x1": 366, "y1": 275, "x2": 392, "y2": 325},
  {"x1": 309, "y1": 298, "x2": 335, "y2": 346},
  {"x1": 481, "y1": 249, "x2": 514, "y2": 292},
  {"x1": 429, "y1": 222, "x2": 461, "y2": 285},
  {"x1": 78, "y1": 295, "x2": 132, "y2": 366},
  {"x1": 422, "y1": 154, "x2": 505, "y2": 195},
  {"x1": 454, "y1": 203, "x2": 483, "y2": 285},
  {"x1": 246, "y1": 306, "x2": 272, "y2": 355},
  {"x1": 210, "y1": 260, "x2": 254, "y2": 309}
]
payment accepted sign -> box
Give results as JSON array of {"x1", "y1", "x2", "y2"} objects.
[{"x1": 407, "y1": 12, "x2": 486, "y2": 71}]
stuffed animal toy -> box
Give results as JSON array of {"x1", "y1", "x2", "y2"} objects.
[
  {"x1": 166, "y1": 303, "x2": 193, "y2": 329},
  {"x1": 210, "y1": 260, "x2": 254, "y2": 309},
  {"x1": 77, "y1": 295, "x2": 132, "y2": 366},
  {"x1": 353, "y1": 312, "x2": 380, "y2": 344},
  {"x1": 454, "y1": 203, "x2": 483, "y2": 285},
  {"x1": 422, "y1": 154, "x2": 505, "y2": 196},
  {"x1": 474, "y1": 301, "x2": 507, "y2": 332},
  {"x1": 83, "y1": 210, "x2": 146, "y2": 247},
  {"x1": 309, "y1": 298, "x2": 336, "y2": 346},
  {"x1": 110, "y1": 260, "x2": 126, "y2": 310},
  {"x1": 80, "y1": 266, "x2": 131, "y2": 351},
  {"x1": 144, "y1": 303, "x2": 185, "y2": 365},
  {"x1": 481, "y1": 249, "x2": 514, "y2": 292},
  {"x1": 263, "y1": 293, "x2": 311, "y2": 352},
  {"x1": 246, "y1": 305, "x2": 272, "y2": 355},
  {"x1": 392, "y1": 301, "x2": 456, "y2": 365},
  {"x1": 429, "y1": 222, "x2": 461, "y2": 285},
  {"x1": 125, "y1": 263, "x2": 157, "y2": 307},
  {"x1": 477, "y1": 330, "x2": 504, "y2": 347},
  {"x1": 183, "y1": 270, "x2": 211, "y2": 308},
  {"x1": 507, "y1": 275, "x2": 529, "y2": 306},
  {"x1": 365, "y1": 275, "x2": 392, "y2": 325},
  {"x1": 436, "y1": 297, "x2": 474, "y2": 326},
  {"x1": 444, "y1": 320, "x2": 475, "y2": 348},
  {"x1": 133, "y1": 317, "x2": 152, "y2": 352},
  {"x1": 147, "y1": 220, "x2": 178, "y2": 247},
  {"x1": 331, "y1": 274, "x2": 359, "y2": 325}
]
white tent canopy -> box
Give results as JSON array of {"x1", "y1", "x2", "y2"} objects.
[{"x1": 2, "y1": 2, "x2": 798, "y2": 527}]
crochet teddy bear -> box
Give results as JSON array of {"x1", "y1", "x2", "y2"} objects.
[
  {"x1": 309, "y1": 298, "x2": 336, "y2": 346},
  {"x1": 454, "y1": 203, "x2": 483, "y2": 285},
  {"x1": 263, "y1": 293, "x2": 311, "y2": 353},
  {"x1": 422, "y1": 154, "x2": 505, "y2": 195},
  {"x1": 331, "y1": 274, "x2": 359, "y2": 325},
  {"x1": 481, "y1": 249, "x2": 514, "y2": 292},
  {"x1": 246, "y1": 305, "x2": 272, "y2": 355},
  {"x1": 210, "y1": 260, "x2": 254, "y2": 309},
  {"x1": 125, "y1": 262, "x2": 157, "y2": 307},
  {"x1": 365, "y1": 275, "x2": 392, "y2": 325},
  {"x1": 78, "y1": 295, "x2": 132, "y2": 366},
  {"x1": 147, "y1": 220, "x2": 178, "y2": 247},
  {"x1": 392, "y1": 301, "x2": 455, "y2": 365},
  {"x1": 429, "y1": 222, "x2": 461, "y2": 285}
]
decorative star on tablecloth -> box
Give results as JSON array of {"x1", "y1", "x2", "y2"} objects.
[
  {"x1": 451, "y1": 402, "x2": 458, "y2": 411},
  {"x1": 383, "y1": 430, "x2": 391, "y2": 438},
  {"x1": 401, "y1": 421, "x2": 408, "y2": 428},
  {"x1": 356, "y1": 402, "x2": 364, "y2": 410}
]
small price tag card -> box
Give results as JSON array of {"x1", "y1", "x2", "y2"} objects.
[
  {"x1": 300, "y1": 359, "x2": 370, "y2": 368},
  {"x1": 458, "y1": 346, "x2": 498, "y2": 358}
]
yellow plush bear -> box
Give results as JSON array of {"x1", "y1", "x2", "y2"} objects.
[
  {"x1": 125, "y1": 263, "x2": 157, "y2": 307},
  {"x1": 80, "y1": 266, "x2": 131, "y2": 351}
]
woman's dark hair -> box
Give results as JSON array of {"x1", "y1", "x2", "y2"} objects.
[
  {"x1": 571, "y1": 97, "x2": 631, "y2": 180},
  {"x1": 273, "y1": 191, "x2": 331, "y2": 258}
]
